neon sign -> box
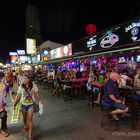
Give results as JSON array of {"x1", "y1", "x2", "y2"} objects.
[{"x1": 100, "y1": 32, "x2": 119, "y2": 48}]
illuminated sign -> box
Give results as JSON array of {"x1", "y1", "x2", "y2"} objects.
[
  {"x1": 11, "y1": 55, "x2": 19, "y2": 60},
  {"x1": 100, "y1": 32, "x2": 119, "y2": 48},
  {"x1": 50, "y1": 48, "x2": 61, "y2": 59},
  {"x1": 50, "y1": 44, "x2": 72, "y2": 59},
  {"x1": 32, "y1": 56, "x2": 37, "y2": 63},
  {"x1": 18, "y1": 56, "x2": 28, "y2": 63},
  {"x1": 43, "y1": 56, "x2": 48, "y2": 61},
  {"x1": 27, "y1": 56, "x2": 32, "y2": 64},
  {"x1": 72, "y1": 18, "x2": 140, "y2": 55},
  {"x1": 87, "y1": 36, "x2": 96, "y2": 51},
  {"x1": 43, "y1": 50, "x2": 49, "y2": 55},
  {"x1": 125, "y1": 21, "x2": 140, "y2": 42},
  {"x1": 26, "y1": 38, "x2": 37, "y2": 55},
  {"x1": 37, "y1": 54, "x2": 40, "y2": 61},
  {"x1": 60, "y1": 44, "x2": 72, "y2": 57},
  {"x1": 9, "y1": 52, "x2": 18, "y2": 56},
  {"x1": 125, "y1": 22, "x2": 140, "y2": 32},
  {"x1": 17, "y1": 50, "x2": 25, "y2": 55}
]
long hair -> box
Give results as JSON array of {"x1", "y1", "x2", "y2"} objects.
[{"x1": 22, "y1": 74, "x2": 33, "y2": 92}]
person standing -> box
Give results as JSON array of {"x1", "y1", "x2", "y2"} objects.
[{"x1": 0, "y1": 92, "x2": 9, "y2": 137}]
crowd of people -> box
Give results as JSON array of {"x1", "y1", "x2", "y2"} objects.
[
  {"x1": 0, "y1": 69, "x2": 43, "y2": 140},
  {"x1": 0, "y1": 65, "x2": 140, "y2": 139}
]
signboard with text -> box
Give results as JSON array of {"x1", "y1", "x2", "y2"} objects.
[{"x1": 72, "y1": 18, "x2": 140, "y2": 54}]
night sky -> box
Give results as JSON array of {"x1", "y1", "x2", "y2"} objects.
[{"x1": 0, "y1": 0, "x2": 140, "y2": 63}]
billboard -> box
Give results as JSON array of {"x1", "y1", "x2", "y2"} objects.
[
  {"x1": 60, "y1": 43, "x2": 72, "y2": 57},
  {"x1": 50, "y1": 48, "x2": 61, "y2": 59},
  {"x1": 72, "y1": 18, "x2": 140, "y2": 55},
  {"x1": 26, "y1": 38, "x2": 37, "y2": 55},
  {"x1": 18, "y1": 56, "x2": 28, "y2": 63},
  {"x1": 17, "y1": 50, "x2": 25, "y2": 55},
  {"x1": 50, "y1": 44, "x2": 72, "y2": 59},
  {"x1": 9, "y1": 52, "x2": 18, "y2": 56}
]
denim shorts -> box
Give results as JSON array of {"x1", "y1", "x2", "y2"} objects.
[
  {"x1": 22, "y1": 104, "x2": 34, "y2": 112},
  {"x1": 113, "y1": 102, "x2": 127, "y2": 110}
]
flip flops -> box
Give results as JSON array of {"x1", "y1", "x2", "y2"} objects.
[
  {"x1": 110, "y1": 112, "x2": 119, "y2": 121},
  {"x1": 111, "y1": 114, "x2": 119, "y2": 121}
]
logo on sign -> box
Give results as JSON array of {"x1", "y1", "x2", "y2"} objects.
[
  {"x1": 87, "y1": 36, "x2": 96, "y2": 51},
  {"x1": 43, "y1": 56, "x2": 48, "y2": 61},
  {"x1": 100, "y1": 32, "x2": 119, "y2": 48},
  {"x1": 125, "y1": 22, "x2": 140, "y2": 42}
]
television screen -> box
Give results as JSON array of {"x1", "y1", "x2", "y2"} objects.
[{"x1": 118, "y1": 57, "x2": 127, "y2": 64}]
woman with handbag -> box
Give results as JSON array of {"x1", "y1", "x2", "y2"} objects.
[{"x1": 13, "y1": 74, "x2": 43, "y2": 140}]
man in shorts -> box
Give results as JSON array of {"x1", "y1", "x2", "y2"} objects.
[{"x1": 104, "y1": 72, "x2": 129, "y2": 120}]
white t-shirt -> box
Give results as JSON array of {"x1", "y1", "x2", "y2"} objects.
[
  {"x1": 118, "y1": 74, "x2": 128, "y2": 88},
  {"x1": 17, "y1": 83, "x2": 39, "y2": 105},
  {"x1": 134, "y1": 74, "x2": 140, "y2": 95}
]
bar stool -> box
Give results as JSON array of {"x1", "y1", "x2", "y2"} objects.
[
  {"x1": 128, "y1": 94, "x2": 140, "y2": 129},
  {"x1": 101, "y1": 99, "x2": 119, "y2": 131}
]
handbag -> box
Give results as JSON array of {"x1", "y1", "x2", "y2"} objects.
[
  {"x1": 33, "y1": 101, "x2": 39, "y2": 113},
  {"x1": 0, "y1": 111, "x2": 7, "y2": 118},
  {"x1": 26, "y1": 91, "x2": 39, "y2": 113}
]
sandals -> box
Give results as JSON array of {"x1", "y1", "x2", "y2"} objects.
[
  {"x1": 22, "y1": 127, "x2": 29, "y2": 132},
  {"x1": 29, "y1": 136, "x2": 34, "y2": 140},
  {"x1": 110, "y1": 112, "x2": 119, "y2": 121},
  {"x1": 111, "y1": 114, "x2": 119, "y2": 120},
  {"x1": 1, "y1": 131, "x2": 9, "y2": 137},
  {"x1": 121, "y1": 113, "x2": 131, "y2": 118}
]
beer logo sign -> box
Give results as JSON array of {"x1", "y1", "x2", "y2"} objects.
[
  {"x1": 100, "y1": 31, "x2": 119, "y2": 48},
  {"x1": 125, "y1": 22, "x2": 140, "y2": 42},
  {"x1": 86, "y1": 35, "x2": 96, "y2": 51}
]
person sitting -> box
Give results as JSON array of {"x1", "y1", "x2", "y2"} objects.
[
  {"x1": 86, "y1": 71, "x2": 97, "y2": 91},
  {"x1": 75, "y1": 68, "x2": 82, "y2": 79},
  {"x1": 94, "y1": 73, "x2": 110, "y2": 104},
  {"x1": 0, "y1": 92, "x2": 9, "y2": 137},
  {"x1": 134, "y1": 68, "x2": 140, "y2": 95},
  {"x1": 104, "y1": 72, "x2": 129, "y2": 120},
  {"x1": 118, "y1": 69, "x2": 133, "y2": 88}
]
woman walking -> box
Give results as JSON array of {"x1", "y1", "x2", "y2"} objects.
[{"x1": 13, "y1": 74, "x2": 43, "y2": 140}]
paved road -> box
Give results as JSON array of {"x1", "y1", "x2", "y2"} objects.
[{"x1": 0, "y1": 84, "x2": 140, "y2": 140}]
